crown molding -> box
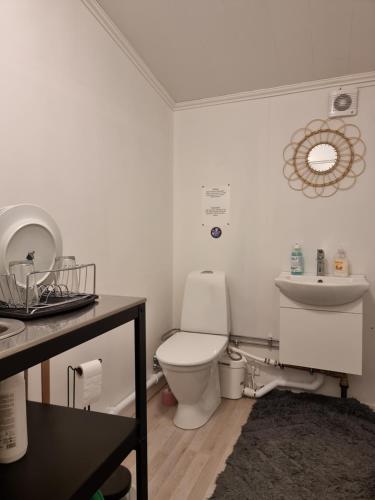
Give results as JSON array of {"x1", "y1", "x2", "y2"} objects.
[
  {"x1": 174, "y1": 71, "x2": 375, "y2": 111},
  {"x1": 81, "y1": 0, "x2": 175, "y2": 110}
]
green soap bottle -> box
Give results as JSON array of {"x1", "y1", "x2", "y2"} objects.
[{"x1": 291, "y1": 243, "x2": 304, "y2": 275}]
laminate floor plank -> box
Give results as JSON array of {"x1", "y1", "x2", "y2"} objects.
[{"x1": 123, "y1": 389, "x2": 254, "y2": 499}]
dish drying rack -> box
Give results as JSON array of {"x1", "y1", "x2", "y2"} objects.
[{"x1": 0, "y1": 263, "x2": 97, "y2": 319}]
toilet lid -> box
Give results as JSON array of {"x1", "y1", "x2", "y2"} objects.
[{"x1": 156, "y1": 331, "x2": 227, "y2": 367}]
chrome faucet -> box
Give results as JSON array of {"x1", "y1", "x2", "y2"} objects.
[{"x1": 317, "y1": 249, "x2": 325, "y2": 276}]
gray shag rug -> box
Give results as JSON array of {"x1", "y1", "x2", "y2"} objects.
[{"x1": 211, "y1": 390, "x2": 375, "y2": 500}]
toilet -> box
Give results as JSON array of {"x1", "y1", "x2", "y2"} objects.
[{"x1": 156, "y1": 270, "x2": 230, "y2": 429}]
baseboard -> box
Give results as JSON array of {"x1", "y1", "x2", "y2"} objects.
[{"x1": 120, "y1": 376, "x2": 166, "y2": 417}]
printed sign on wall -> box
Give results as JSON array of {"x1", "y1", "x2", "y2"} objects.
[{"x1": 201, "y1": 185, "x2": 230, "y2": 226}]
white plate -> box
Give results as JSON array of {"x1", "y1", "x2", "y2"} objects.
[
  {"x1": 0, "y1": 204, "x2": 63, "y2": 285},
  {"x1": 0, "y1": 205, "x2": 16, "y2": 217}
]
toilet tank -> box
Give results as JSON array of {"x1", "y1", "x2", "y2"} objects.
[{"x1": 180, "y1": 270, "x2": 231, "y2": 336}]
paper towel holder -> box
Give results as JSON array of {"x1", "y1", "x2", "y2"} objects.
[{"x1": 67, "y1": 359, "x2": 102, "y2": 409}]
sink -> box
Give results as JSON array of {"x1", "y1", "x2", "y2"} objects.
[
  {"x1": 0, "y1": 318, "x2": 25, "y2": 340},
  {"x1": 275, "y1": 272, "x2": 370, "y2": 306}
]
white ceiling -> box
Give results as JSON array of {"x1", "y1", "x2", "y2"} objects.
[{"x1": 97, "y1": 0, "x2": 375, "y2": 103}]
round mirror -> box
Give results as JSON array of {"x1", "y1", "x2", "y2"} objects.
[
  {"x1": 307, "y1": 143, "x2": 337, "y2": 173},
  {"x1": 283, "y1": 118, "x2": 366, "y2": 198}
]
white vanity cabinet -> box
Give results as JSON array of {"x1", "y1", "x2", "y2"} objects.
[{"x1": 279, "y1": 294, "x2": 363, "y2": 375}]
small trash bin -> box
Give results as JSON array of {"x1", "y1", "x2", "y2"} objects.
[
  {"x1": 219, "y1": 353, "x2": 246, "y2": 399},
  {"x1": 101, "y1": 465, "x2": 131, "y2": 500}
]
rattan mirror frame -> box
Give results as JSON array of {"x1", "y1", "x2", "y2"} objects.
[{"x1": 283, "y1": 118, "x2": 366, "y2": 198}]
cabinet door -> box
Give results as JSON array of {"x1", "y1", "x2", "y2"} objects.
[{"x1": 280, "y1": 307, "x2": 362, "y2": 375}]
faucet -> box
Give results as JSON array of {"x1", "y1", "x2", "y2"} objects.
[{"x1": 317, "y1": 249, "x2": 325, "y2": 276}]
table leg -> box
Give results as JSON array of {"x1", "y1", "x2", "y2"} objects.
[
  {"x1": 25, "y1": 370, "x2": 29, "y2": 399},
  {"x1": 134, "y1": 303, "x2": 148, "y2": 500},
  {"x1": 41, "y1": 360, "x2": 50, "y2": 404}
]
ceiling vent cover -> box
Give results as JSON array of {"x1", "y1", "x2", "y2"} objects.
[{"x1": 329, "y1": 87, "x2": 358, "y2": 117}]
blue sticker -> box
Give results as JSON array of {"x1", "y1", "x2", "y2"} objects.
[{"x1": 211, "y1": 227, "x2": 222, "y2": 238}]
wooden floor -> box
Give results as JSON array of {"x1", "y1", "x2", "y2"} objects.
[{"x1": 123, "y1": 388, "x2": 254, "y2": 500}]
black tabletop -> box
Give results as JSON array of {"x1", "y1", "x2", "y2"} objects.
[{"x1": 0, "y1": 295, "x2": 146, "y2": 381}]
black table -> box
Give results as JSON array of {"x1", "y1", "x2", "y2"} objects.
[{"x1": 0, "y1": 295, "x2": 148, "y2": 500}]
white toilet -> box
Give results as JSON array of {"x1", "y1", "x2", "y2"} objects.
[{"x1": 156, "y1": 270, "x2": 230, "y2": 429}]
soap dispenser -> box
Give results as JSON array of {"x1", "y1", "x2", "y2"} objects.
[
  {"x1": 333, "y1": 248, "x2": 349, "y2": 277},
  {"x1": 290, "y1": 243, "x2": 304, "y2": 275}
]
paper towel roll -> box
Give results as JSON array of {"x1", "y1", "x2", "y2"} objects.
[{"x1": 76, "y1": 359, "x2": 102, "y2": 407}]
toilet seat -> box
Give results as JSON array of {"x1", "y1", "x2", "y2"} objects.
[{"x1": 156, "y1": 331, "x2": 227, "y2": 367}]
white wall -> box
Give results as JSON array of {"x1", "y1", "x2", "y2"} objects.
[
  {"x1": 173, "y1": 84, "x2": 375, "y2": 405},
  {"x1": 0, "y1": 0, "x2": 173, "y2": 410},
  {"x1": 2, "y1": 1, "x2": 375, "y2": 408}
]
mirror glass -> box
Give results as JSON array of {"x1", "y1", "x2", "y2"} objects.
[{"x1": 307, "y1": 144, "x2": 337, "y2": 173}]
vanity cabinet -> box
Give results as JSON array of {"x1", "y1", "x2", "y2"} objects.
[
  {"x1": 0, "y1": 295, "x2": 148, "y2": 500},
  {"x1": 279, "y1": 294, "x2": 362, "y2": 375}
]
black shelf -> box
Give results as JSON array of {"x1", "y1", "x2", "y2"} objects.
[
  {"x1": 0, "y1": 295, "x2": 148, "y2": 500},
  {"x1": 0, "y1": 296, "x2": 146, "y2": 382},
  {"x1": 0, "y1": 402, "x2": 138, "y2": 500}
]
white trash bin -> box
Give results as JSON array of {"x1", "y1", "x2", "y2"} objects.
[{"x1": 219, "y1": 353, "x2": 246, "y2": 399}]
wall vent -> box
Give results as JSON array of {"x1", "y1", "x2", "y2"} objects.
[{"x1": 329, "y1": 87, "x2": 358, "y2": 117}]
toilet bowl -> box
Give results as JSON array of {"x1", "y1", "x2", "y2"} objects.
[
  {"x1": 156, "y1": 270, "x2": 230, "y2": 429},
  {"x1": 157, "y1": 331, "x2": 228, "y2": 429}
]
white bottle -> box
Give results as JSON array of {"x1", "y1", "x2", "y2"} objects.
[
  {"x1": 0, "y1": 372, "x2": 28, "y2": 463},
  {"x1": 333, "y1": 248, "x2": 349, "y2": 277}
]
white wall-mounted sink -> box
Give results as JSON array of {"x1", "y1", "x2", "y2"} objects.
[{"x1": 275, "y1": 272, "x2": 370, "y2": 307}]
